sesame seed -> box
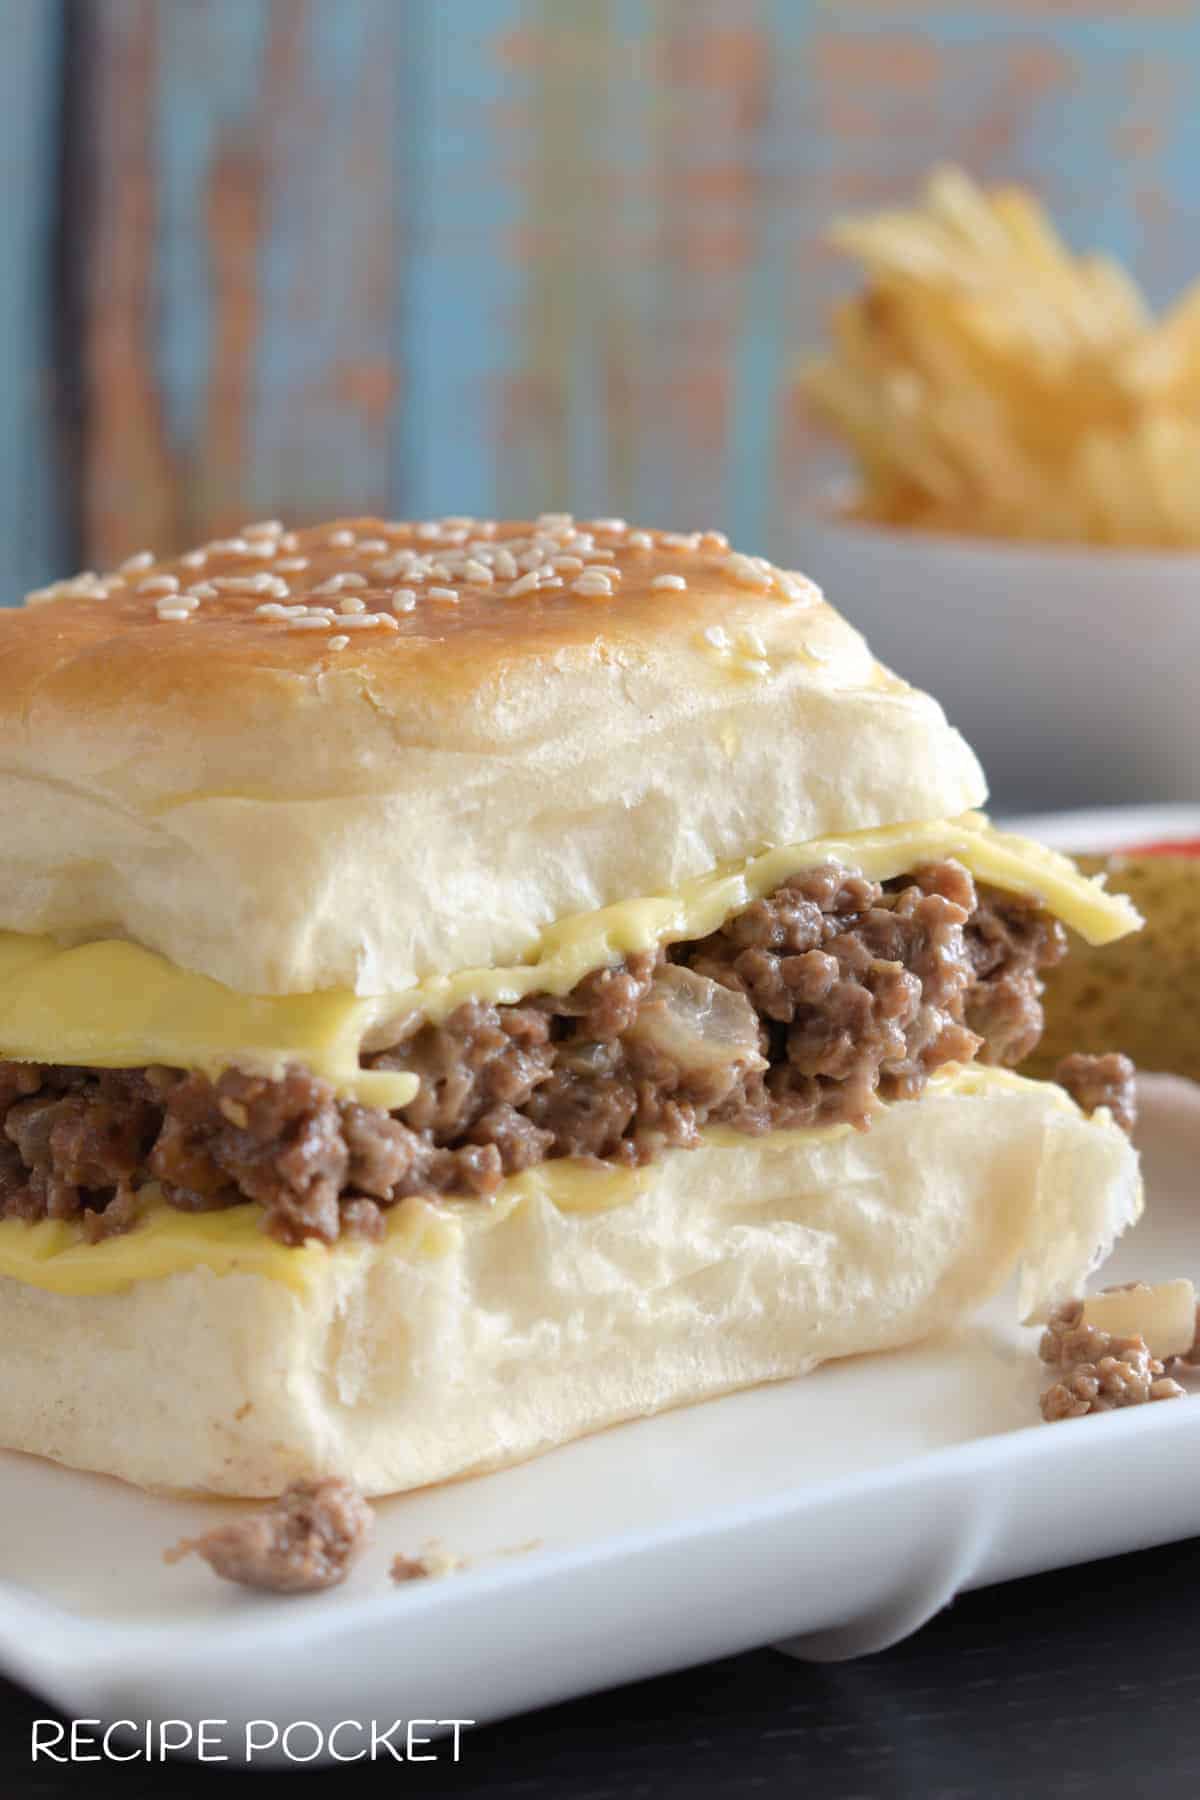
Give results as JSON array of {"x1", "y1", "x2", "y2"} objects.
[
  {"x1": 137, "y1": 574, "x2": 180, "y2": 595},
  {"x1": 327, "y1": 529, "x2": 356, "y2": 548},
  {"x1": 336, "y1": 613, "x2": 398, "y2": 630},
  {"x1": 279, "y1": 532, "x2": 299, "y2": 552},
  {"x1": 205, "y1": 537, "x2": 252, "y2": 557},
  {"x1": 652, "y1": 573, "x2": 688, "y2": 591},
  {"x1": 775, "y1": 574, "x2": 819, "y2": 606},
  {"x1": 463, "y1": 558, "x2": 494, "y2": 583},
  {"x1": 539, "y1": 576, "x2": 564, "y2": 589},
  {"x1": 571, "y1": 573, "x2": 614, "y2": 598},
  {"x1": 211, "y1": 573, "x2": 276, "y2": 594},
  {"x1": 415, "y1": 522, "x2": 442, "y2": 540},
  {"x1": 156, "y1": 607, "x2": 192, "y2": 622},
  {"x1": 242, "y1": 519, "x2": 283, "y2": 539},
  {"x1": 390, "y1": 589, "x2": 417, "y2": 612},
  {"x1": 585, "y1": 517, "x2": 627, "y2": 534},
  {"x1": 725, "y1": 552, "x2": 772, "y2": 589},
  {"x1": 355, "y1": 538, "x2": 388, "y2": 554},
  {"x1": 187, "y1": 583, "x2": 218, "y2": 600},
  {"x1": 180, "y1": 550, "x2": 208, "y2": 570},
  {"x1": 254, "y1": 603, "x2": 289, "y2": 618},
  {"x1": 493, "y1": 549, "x2": 518, "y2": 580},
  {"x1": 741, "y1": 658, "x2": 771, "y2": 678},
  {"x1": 274, "y1": 557, "x2": 309, "y2": 573},
  {"x1": 583, "y1": 548, "x2": 615, "y2": 562},
  {"x1": 328, "y1": 634, "x2": 350, "y2": 650},
  {"x1": 702, "y1": 625, "x2": 730, "y2": 649},
  {"x1": 311, "y1": 573, "x2": 367, "y2": 597},
  {"x1": 537, "y1": 511, "x2": 574, "y2": 530},
  {"x1": 372, "y1": 555, "x2": 417, "y2": 580},
  {"x1": 338, "y1": 597, "x2": 368, "y2": 614},
  {"x1": 429, "y1": 586, "x2": 459, "y2": 604},
  {"x1": 517, "y1": 547, "x2": 547, "y2": 571},
  {"x1": 36, "y1": 575, "x2": 84, "y2": 603},
  {"x1": 553, "y1": 555, "x2": 584, "y2": 572},
  {"x1": 26, "y1": 574, "x2": 110, "y2": 605},
  {"x1": 661, "y1": 532, "x2": 699, "y2": 551},
  {"x1": 506, "y1": 571, "x2": 541, "y2": 598},
  {"x1": 740, "y1": 627, "x2": 767, "y2": 656},
  {"x1": 626, "y1": 531, "x2": 653, "y2": 550},
  {"x1": 699, "y1": 530, "x2": 729, "y2": 551},
  {"x1": 119, "y1": 550, "x2": 155, "y2": 574},
  {"x1": 288, "y1": 616, "x2": 334, "y2": 631}
]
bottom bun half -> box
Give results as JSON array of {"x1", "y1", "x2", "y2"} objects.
[{"x1": 0, "y1": 1068, "x2": 1140, "y2": 1497}]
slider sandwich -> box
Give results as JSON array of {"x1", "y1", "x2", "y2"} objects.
[{"x1": 0, "y1": 516, "x2": 1141, "y2": 1495}]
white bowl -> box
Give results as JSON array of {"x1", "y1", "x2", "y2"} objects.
[
  {"x1": 1000, "y1": 804, "x2": 1200, "y2": 854},
  {"x1": 796, "y1": 494, "x2": 1200, "y2": 813}
]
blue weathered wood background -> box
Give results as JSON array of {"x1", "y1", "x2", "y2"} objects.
[{"x1": 3, "y1": 0, "x2": 1198, "y2": 600}]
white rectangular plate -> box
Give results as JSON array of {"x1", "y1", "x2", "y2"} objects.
[{"x1": 0, "y1": 1077, "x2": 1195, "y2": 1753}]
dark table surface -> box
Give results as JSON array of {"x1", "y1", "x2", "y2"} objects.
[{"x1": 5, "y1": 1534, "x2": 1198, "y2": 1798}]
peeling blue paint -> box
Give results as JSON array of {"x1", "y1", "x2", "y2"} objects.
[{"x1": 4, "y1": 0, "x2": 1200, "y2": 601}]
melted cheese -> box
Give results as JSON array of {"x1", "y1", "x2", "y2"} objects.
[
  {"x1": 378, "y1": 811, "x2": 1141, "y2": 1027},
  {"x1": 0, "y1": 1065, "x2": 1094, "y2": 1298},
  {"x1": 0, "y1": 936, "x2": 417, "y2": 1108},
  {"x1": 0, "y1": 814, "x2": 1137, "y2": 1086},
  {"x1": 0, "y1": 1187, "x2": 459, "y2": 1297}
]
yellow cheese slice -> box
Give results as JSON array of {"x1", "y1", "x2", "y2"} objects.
[
  {"x1": 382, "y1": 811, "x2": 1141, "y2": 1026},
  {"x1": 0, "y1": 936, "x2": 416, "y2": 1108},
  {"x1": 0, "y1": 813, "x2": 1138, "y2": 1086}
]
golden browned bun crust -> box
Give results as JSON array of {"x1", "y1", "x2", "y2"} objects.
[{"x1": 0, "y1": 515, "x2": 984, "y2": 995}]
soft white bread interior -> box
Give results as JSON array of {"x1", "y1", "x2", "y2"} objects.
[
  {"x1": 0, "y1": 517, "x2": 984, "y2": 996},
  {"x1": 0, "y1": 1070, "x2": 1139, "y2": 1497}
]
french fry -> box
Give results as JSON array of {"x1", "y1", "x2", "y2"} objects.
[{"x1": 803, "y1": 167, "x2": 1200, "y2": 546}]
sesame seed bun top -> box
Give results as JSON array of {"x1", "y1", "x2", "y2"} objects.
[
  {"x1": 0, "y1": 514, "x2": 985, "y2": 994},
  {"x1": 14, "y1": 513, "x2": 823, "y2": 690}
]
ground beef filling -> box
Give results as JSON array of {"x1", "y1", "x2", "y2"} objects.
[
  {"x1": 166, "y1": 1478, "x2": 373, "y2": 1593},
  {"x1": 0, "y1": 860, "x2": 1091, "y2": 1246},
  {"x1": 1053, "y1": 1050, "x2": 1137, "y2": 1137}
]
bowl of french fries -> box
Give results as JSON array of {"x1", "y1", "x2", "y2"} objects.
[{"x1": 797, "y1": 166, "x2": 1200, "y2": 811}]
